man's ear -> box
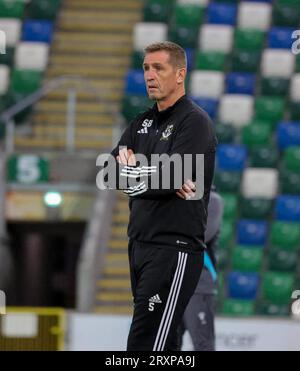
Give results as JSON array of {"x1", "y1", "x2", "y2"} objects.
[{"x1": 177, "y1": 68, "x2": 186, "y2": 84}]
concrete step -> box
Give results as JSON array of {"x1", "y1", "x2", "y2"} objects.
[
  {"x1": 60, "y1": 9, "x2": 140, "y2": 23},
  {"x1": 96, "y1": 292, "x2": 132, "y2": 302},
  {"x1": 33, "y1": 126, "x2": 114, "y2": 137},
  {"x1": 47, "y1": 65, "x2": 127, "y2": 79},
  {"x1": 35, "y1": 101, "x2": 113, "y2": 114},
  {"x1": 33, "y1": 113, "x2": 115, "y2": 126},
  {"x1": 50, "y1": 54, "x2": 130, "y2": 68},
  {"x1": 108, "y1": 240, "x2": 128, "y2": 249},
  {"x1": 103, "y1": 266, "x2": 130, "y2": 276},
  {"x1": 64, "y1": 0, "x2": 142, "y2": 11},
  {"x1": 52, "y1": 41, "x2": 132, "y2": 55},
  {"x1": 97, "y1": 279, "x2": 131, "y2": 290}
]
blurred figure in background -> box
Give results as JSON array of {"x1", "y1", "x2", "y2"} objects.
[{"x1": 178, "y1": 188, "x2": 223, "y2": 351}]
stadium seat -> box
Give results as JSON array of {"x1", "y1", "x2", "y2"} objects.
[
  {"x1": 15, "y1": 42, "x2": 49, "y2": 71},
  {"x1": 240, "y1": 197, "x2": 273, "y2": 219},
  {"x1": 234, "y1": 29, "x2": 265, "y2": 52},
  {"x1": 174, "y1": 1, "x2": 204, "y2": 27},
  {"x1": 215, "y1": 123, "x2": 236, "y2": 144},
  {"x1": 125, "y1": 70, "x2": 147, "y2": 96},
  {"x1": 215, "y1": 170, "x2": 241, "y2": 193},
  {"x1": 195, "y1": 51, "x2": 227, "y2": 71},
  {"x1": 261, "y1": 78, "x2": 290, "y2": 97},
  {"x1": 242, "y1": 168, "x2": 278, "y2": 198},
  {"x1": 256, "y1": 300, "x2": 290, "y2": 316},
  {"x1": 290, "y1": 74, "x2": 300, "y2": 102},
  {"x1": 219, "y1": 220, "x2": 234, "y2": 247},
  {"x1": 199, "y1": 25, "x2": 234, "y2": 53},
  {"x1": 22, "y1": 20, "x2": 54, "y2": 44},
  {"x1": 217, "y1": 144, "x2": 247, "y2": 171},
  {"x1": 232, "y1": 248, "x2": 263, "y2": 272},
  {"x1": 255, "y1": 97, "x2": 285, "y2": 129},
  {"x1": 10, "y1": 69, "x2": 43, "y2": 94},
  {"x1": 169, "y1": 26, "x2": 198, "y2": 49},
  {"x1": 131, "y1": 51, "x2": 144, "y2": 70},
  {"x1": 133, "y1": 22, "x2": 167, "y2": 52},
  {"x1": 238, "y1": 2, "x2": 272, "y2": 31},
  {"x1": 275, "y1": 196, "x2": 300, "y2": 222},
  {"x1": 297, "y1": 55, "x2": 300, "y2": 73},
  {"x1": 143, "y1": 0, "x2": 172, "y2": 23},
  {"x1": 231, "y1": 50, "x2": 261, "y2": 73},
  {"x1": 242, "y1": 123, "x2": 272, "y2": 149},
  {"x1": 273, "y1": 3, "x2": 300, "y2": 27},
  {"x1": 0, "y1": 47, "x2": 14, "y2": 66},
  {"x1": 237, "y1": 220, "x2": 268, "y2": 246},
  {"x1": 261, "y1": 49, "x2": 295, "y2": 78},
  {"x1": 262, "y1": 272, "x2": 295, "y2": 305},
  {"x1": 189, "y1": 71, "x2": 224, "y2": 99},
  {"x1": 207, "y1": 3, "x2": 237, "y2": 25},
  {"x1": 250, "y1": 145, "x2": 279, "y2": 168},
  {"x1": 268, "y1": 248, "x2": 298, "y2": 272},
  {"x1": 221, "y1": 193, "x2": 238, "y2": 221},
  {"x1": 281, "y1": 169, "x2": 300, "y2": 195},
  {"x1": 0, "y1": 0, "x2": 25, "y2": 18},
  {"x1": 216, "y1": 249, "x2": 230, "y2": 271},
  {"x1": 0, "y1": 65, "x2": 10, "y2": 95},
  {"x1": 27, "y1": 0, "x2": 62, "y2": 20},
  {"x1": 283, "y1": 147, "x2": 300, "y2": 173},
  {"x1": 268, "y1": 27, "x2": 294, "y2": 49},
  {"x1": 219, "y1": 95, "x2": 254, "y2": 128},
  {"x1": 290, "y1": 102, "x2": 300, "y2": 121},
  {"x1": 122, "y1": 95, "x2": 151, "y2": 123},
  {"x1": 193, "y1": 98, "x2": 219, "y2": 120},
  {"x1": 0, "y1": 19, "x2": 21, "y2": 47},
  {"x1": 277, "y1": 122, "x2": 300, "y2": 149},
  {"x1": 270, "y1": 221, "x2": 300, "y2": 250},
  {"x1": 222, "y1": 299, "x2": 255, "y2": 316},
  {"x1": 228, "y1": 272, "x2": 259, "y2": 300},
  {"x1": 226, "y1": 73, "x2": 256, "y2": 95}
]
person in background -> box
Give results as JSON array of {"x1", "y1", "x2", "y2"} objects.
[{"x1": 178, "y1": 188, "x2": 223, "y2": 351}]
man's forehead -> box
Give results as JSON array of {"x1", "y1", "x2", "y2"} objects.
[{"x1": 143, "y1": 50, "x2": 171, "y2": 65}]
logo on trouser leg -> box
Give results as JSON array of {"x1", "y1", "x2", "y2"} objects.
[{"x1": 148, "y1": 294, "x2": 162, "y2": 311}]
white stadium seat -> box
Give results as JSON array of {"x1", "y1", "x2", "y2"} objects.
[
  {"x1": 261, "y1": 49, "x2": 295, "y2": 78},
  {"x1": 190, "y1": 71, "x2": 224, "y2": 99},
  {"x1": 238, "y1": 2, "x2": 272, "y2": 31},
  {"x1": 178, "y1": 0, "x2": 209, "y2": 5},
  {"x1": 133, "y1": 22, "x2": 167, "y2": 52},
  {"x1": 15, "y1": 42, "x2": 49, "y2": 71},
  {"x1": 199, "y1": 25, "x2": 234, "y2": 53},
  {"x1": 219, "y1": 94, "x2": 254, "y2": 128},
  {"x1": 0, "y1": 65, "x2": 10, "y2": 95},
  {"x1": 242, "y1": 168, "x2": 279, "y2": 199},
  {"x1": 0, "y1": 18, "x2": 21, "y2": 47},
  {"x1": 290, "y1": 74, "x2": 300, "y2": 102}
]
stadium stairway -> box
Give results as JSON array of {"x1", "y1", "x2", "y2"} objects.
[
  {"x1": 95, "y1": 191, "x2": 133, "y2": 315},
  {"x1": 14, "y1": 0, "x2": 143, "y2": 152}
]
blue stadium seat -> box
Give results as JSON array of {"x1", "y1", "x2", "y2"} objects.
[
  {"x1": 207, "y1": 3, "x2": 237, "y2": 26},
  {"x1": 237, "y1": 220, "x2": 268, "y2": 246},
  {"x1": 125, "y1": 70, "x2": 147, "y2": 95},
  {"x1": 268, "y1": 27, "x2": 294, "y2": 49},
  {"x1": 226, "y1": 73, "x2": 256, "y2": 95},
  {"x1": 193, "y1": 98, "x2": 219, "y2": 120},
  {"x1": 217, "y1": 144, "x2": 247, "y2": 171},
  {"x1": 22, "y1": 20, "x2": 54, "y2": 44},
  {"x1": 275, "y1": 196, "x2": 300, "y2": 222},
  {"x1": 185, "y1": 48, "x2": 195, "y2": 71},
  {"x1": 228, "y1": 272, "x2": 259, "y2": 300},
  {"x1": 277, "y1": 122, "x2": 300, "y2": 149}
]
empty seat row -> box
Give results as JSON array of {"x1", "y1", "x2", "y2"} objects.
[{"x1": 0, "y1": 19, "x2": 54, "y2": 46}]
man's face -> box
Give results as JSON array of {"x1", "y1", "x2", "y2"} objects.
[{"x1": 143, "y1": 51, "x2": 184, "y2": 101}]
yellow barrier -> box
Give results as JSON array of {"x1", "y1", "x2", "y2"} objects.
[{"x1": 0, "y1": 307, "x2": 65, "y2": 351}]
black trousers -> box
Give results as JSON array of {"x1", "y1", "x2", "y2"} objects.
[
  {"x1": 178, "y1": 294, "x2": 217, "y2": 351},
  {"x1": 127, "y1": 240, "x2": 204, "y2": 351}
]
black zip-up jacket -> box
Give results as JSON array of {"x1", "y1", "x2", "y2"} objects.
[{"x1": 111, "y1": 95, "x2": 217, "y2": 253}]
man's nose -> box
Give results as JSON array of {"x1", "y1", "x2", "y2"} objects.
[{"x1": 145, "y1": 70, "x2": 156, "y2": 81}]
